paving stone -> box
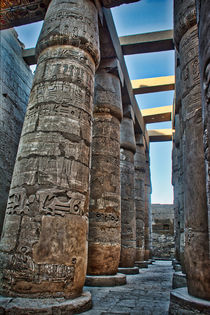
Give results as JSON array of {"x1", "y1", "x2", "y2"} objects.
[{"x1": 82, "y1": 260, "x2": 173, "y2": 314}]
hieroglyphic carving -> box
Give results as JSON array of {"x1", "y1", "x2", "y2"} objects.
[
  {"x1": 3, "y1": 253, "x2": 75, "y2": 285},
  {"x1": 119, "y1": 112, "x2": 136, "y2": 268},
  {"x1": 0, "y1": 0, "x2": 51, "y2": 30},
  {"x1": 7, "y1": 189, "x2": 86, "y2": 217},
  {"x1": 174, "y1": 2, "x2": 210, "y2": 300},
  {"x1": 87, "y1": 58, "x2": 122, "y2": 276},
  {"x1": 0, "y1": 0, "x2": 99, "y2": 299}
]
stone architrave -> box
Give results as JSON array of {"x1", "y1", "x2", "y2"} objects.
[
  {"x1": 101, "y1": 0, "x2": 139, "y2": 8},
  {"x1": 119, "y1": 106, "x2": 136, "y2": 268},
  {"x1": 144, "y1": 151, "x2": 152, "y2": 261},
  {"x1": 0, "y1": 0, "x2": 100, "y2": 305},
  {"x1": 134, "y1": 133, "x2": 146, "y2": 262},
  {"x1": 87, "y1": 58, "x2": 123, "y2": 276},
  {"x1": 196, "y1": 0, "x2": 210, "y2": 260},
  {"x1": 172, "y1": 0, "x2": 210, "y2": 301}
]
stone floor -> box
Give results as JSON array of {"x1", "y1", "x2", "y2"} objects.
[{"x1": 82, "y1": 260, "x2": 173, "y2": 315}]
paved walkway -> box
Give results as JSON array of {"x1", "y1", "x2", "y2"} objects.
[{"x1": 83, "y1": 260, "x2": 173, "y2": 315}]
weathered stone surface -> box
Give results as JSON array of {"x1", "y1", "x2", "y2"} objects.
[
  {"x1": 118, "y1": 267, "x2": 139, "y2": 275},
  {"x1": 196, "y1": 0, "x2": 210, "y2": 262},
  {"x1": 169, "y1": 287, "x2": 210, "y2": 315},
  {"x1": 0, "y1": 0, "x2": 50, "y2": 30},
  {"x1": 0, "y1": 0, "x2": 99, "y2": 300},
  {"x1": 179, "y1": 23, "x2": 210, "y2": 300},
  {"x1": 101, "y1": 0, "x2": 140, "y2": 8},
  {"x1": 134, "y1": 134, "x2": 146, "y2": 262},
  {"x1": 83, "y1": 261, "x2": 174, "y2": 314},
  {"x1": 144, "y1": 151, "x2": 152, "y2": 261},
  {"x1": 174, "y1": 0, "x2": 197, "y2": 49},
  {"x1": 85, "y1": 273, "x2": 126, "y2": 287},
  {"x1": 152, "y1": 204, "x2": 175, "y2": 259},
  {"x1": 87, "y1": 58, "x2": 123, "y2": 276},
  {"x1": 120, "y1": 113, "x2": 136, "y2": 268},
  {"x1": 0, "y1": 291, "x2": 92, "y2": 314},
  {"x1": 0, "y1": 29, "x2": 33, "y2": 236},
  {"x1": 172, "y1": 272, "x2": 187, "y2": 289}
]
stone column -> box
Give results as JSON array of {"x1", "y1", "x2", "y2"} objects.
[
  {"x1": 134, "y1": 133, "x2": 146, "y2": 263},
  {"x1": 119, "y1": 106, "x2": 138, "y2": 273},
  {"x1": 196, "y1": 0, "x2": 210, "y2": 260},
  {"x1": 144, "y1": 151, "x2": 152, "y2": 261},
  {"x1": 86, "y1": 58, "x2": 126, "y2": 286},
  {"x1": 0, "y1": 30, "x2": 33, "y2": 236},
  {"x1": 169, "y1": 0, "x2": 210, "y2": 312},
  {"x1": 0, "y1": 0, "x2": 99, "y2": 312}
]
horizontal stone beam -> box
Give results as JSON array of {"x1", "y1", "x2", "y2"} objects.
[
  {"x1": 132, "y1": 75, "x2": 175, "y2": 94},
  {"x1": 101, "y1": 0, "x2": 140, "y2": 8},
  {"x1": 141, "y1": 105, "x2": 173, "y2": 124},
  {"x1": 23, "y1": 48, "x2": 36, "y2": 65},
  {"x1": 148, "y1": 129, "x2": 173, "y2": 142},
  {"x1": 119, "y1": 30, "x2": 174, "y2": 55},
  {"x1": 0, "y1": 0, "x2": 50, "y2": 30}
]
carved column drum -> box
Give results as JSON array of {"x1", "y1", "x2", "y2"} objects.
[
  {"x1": 134, "y1": 134, "x2": 146, "y2": 262},
  {"x1": 144, "y1": 151, "x2": 152, "y2": 261},
  {"x1": 174, "y1": 0, "x2": 210, "y2": 300},
  {"x1": 87, "y1": 58, "x2": 123, "y2": 275},
  {"x1": 119, "y1": 108, "x2": 136, "y2": 267},
  {"x1": 0, "y1": 0, "x2": 100, "y2": 299}
]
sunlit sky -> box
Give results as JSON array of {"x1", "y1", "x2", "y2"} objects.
[{"x1": 14, "y1": 0, "x2": 174, "y2": 204}]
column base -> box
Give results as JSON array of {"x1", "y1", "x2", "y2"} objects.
[
  {"x1": 85, "y1": 273, "x2": 126, "y2": 287},
  {"x1": 169, "y1": 287, "x2": 210, "y2": 315},
  {"x1": 135, "y1": 261, "x2": 149, "y2": 268},
  {"x1": 118, "y1": 266, "x2": 139, "y2": 275},
  {"x1": 0, "y1": 291, "x2": 92, "y2": 314},
  {"x1": 172, "y1": 272, "x2": 187, "y2": 289}
]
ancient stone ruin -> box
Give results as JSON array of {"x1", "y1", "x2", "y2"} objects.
[{"x1": 0, "y1": 0, "x2": 209, "y2": 314}]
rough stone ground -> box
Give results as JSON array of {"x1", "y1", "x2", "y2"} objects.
[{"x1": 82, "y1": 260, "x2": 173, "y2": 315}]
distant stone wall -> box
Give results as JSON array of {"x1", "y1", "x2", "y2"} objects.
[
  {"x1": 0, "y1": 29, "x2": 33, "y2": 235},
  {"x1": 152, "y1": 204, "x2": 175, "y2": 259}
]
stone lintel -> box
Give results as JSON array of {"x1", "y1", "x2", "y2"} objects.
[
  {"x1": 141, "y1": 105, "x2": 173, "y2": 124},
  {"x1": 169, "y1": 287, "x2": 210, "y2": 315},
  {"x1": 132, "y1": 75, "x2": 175, "y2": 95},
  {"x1": 99, "y1": 58, "x2": 124, "y2": 85},
  {"x1": 148, "y1": 129, "x2": 173, "y2": 142},
  {"x1": 0, "y1": 292, "x2": 92, "y2": 314},
  {"x1": 22, "y1": 48, "x2": 36, "y2": 65},
  {"x1": 101, "y1": 0, "x2": 140, "y2": 8},
  {"x1": 118, "y1": 267, "x2": 139, "y2": 275},
  {"x1": 85, "y1": 274, "x2": 126, "y2": 287},
  {"x1": 120, "y1": 30, "x2": 174, "y2": 55}
]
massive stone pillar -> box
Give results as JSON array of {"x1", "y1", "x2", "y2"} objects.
[
  {"x1": 134, "y1": 133, "x2": 146, "y2": 263},
  {"x1": 170, "y1": 0, "x2": 210, "y2": 312},
  {"x1": 144, "y1": 151, "x2": 152, "y2": 261},
  {"x1": 119, "y1": 106, "x2": 137, "y2": 271},
  {"x1": 86, "y1": 58, "x2": 126, "y2": 286},
  {"x1": 196, "y1": 0, "x2": 210, "y2": 260},
  {"x1": 0, "y1": 0, "x2": 100, "y2": 312},
  {"x1": 0, "y1": 30, "x2": 33, "y2": 236}
]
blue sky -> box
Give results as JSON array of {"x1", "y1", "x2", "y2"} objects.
[{"x1": 15, "y1": 0, "x2": 174, "y2": 204}]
